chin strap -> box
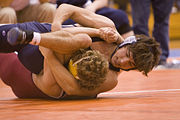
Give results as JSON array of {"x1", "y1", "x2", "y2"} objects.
[{"x1": 118, "y1": 36, "x2": 137, "y2": 48}]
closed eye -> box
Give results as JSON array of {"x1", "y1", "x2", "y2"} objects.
[{"x1": 126, "y1": 50, "x2": 135, "y2": 68}]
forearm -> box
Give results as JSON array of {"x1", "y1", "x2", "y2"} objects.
[
  {"x1": 38, "y1": 30, "x2": 92, "y2": 54},
  {"x1": 62, "y1": 27, "x2": 124, "y2": 44},
  {"x1": 62, "y1": 27, "x2": 100, "y2": 37},
  {"x1": 52, "y1": 4, "x2": 115, "y2": 30}
]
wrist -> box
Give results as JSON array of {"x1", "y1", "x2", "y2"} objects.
[{"x1": 116, "y1": 35, "x2": 124, "y2": 44}]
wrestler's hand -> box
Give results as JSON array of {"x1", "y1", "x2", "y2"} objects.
[{"x1": 99, "y1": 27, "x2": 124, "y2": 44}]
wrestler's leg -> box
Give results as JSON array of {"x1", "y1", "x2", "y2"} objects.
[
  {"x1": 18, "y1": 45, "x2": 44, "y2": 74},
  {"x1": 0, "y1": 22, "x2": 51, "y2": 53},
  {"x1": 0, "y1": 53, "x2": 51, "y2": 98},
  {"x1": 7, "y1": 27, "x2": 92, "y2": 54},
  {"x1": 0, "y1": 53, "x2": 32, "y2": 98},
  {"x1": 0, "y1": 22, "x2": 50, "y2": 74},
  {"x1": 0, "y1": 53, "x2": 17, "y2": 86},
  {"x1": 0, "y1": 24, "x2": 25, "y2": 53},
  {"x1": 4, "y1": 26, "x2": 91, "y2": 74}
]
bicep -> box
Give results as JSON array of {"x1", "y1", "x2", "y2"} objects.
[
  {"x1": 60, "y1": 4, "x2": 115, "y2": 29},
  {"x1": 72, "y1": 9, "x2": 115, "y2": 29}
]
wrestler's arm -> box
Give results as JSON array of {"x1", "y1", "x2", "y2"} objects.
[
  {"x1": 61, "y1": 27, "x2": 124, "y2": 44},
  {"x1": 39, "y1": 30, "x2": 92, "y2": 54},
  {"x1": 52, "y1": 4, "x2": 123, "y2": 43},
  {"x1": 62, "y1": 27, "x2": 100, "y2": 37},
  {"x1": 38, "y1": 26, "x2": 121, "y2": 55},
  {"x1": 52, "y1": 4, "x2": 116, "y2": 31}
]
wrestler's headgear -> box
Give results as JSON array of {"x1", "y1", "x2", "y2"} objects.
[
  {"x1": 68, "y1": 56, "x2": 91, "y2": 80},
  {"x1": 110, "y1": 36, "x2": 137, "y2": 71},
  {"x1": 69, "y1": 59, "x2": 78, "y2": 79},
  {"x1": 118, "y1": 36, "x2": 137, "y2": 49}
]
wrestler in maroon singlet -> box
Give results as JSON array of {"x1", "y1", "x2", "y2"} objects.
[{"x1": 0, "y1": 53, "x2": 54, "y2": 99}]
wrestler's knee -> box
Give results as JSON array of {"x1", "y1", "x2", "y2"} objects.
[{"x1": 73, "y1": 33, "x2": 92, "y2": 48}]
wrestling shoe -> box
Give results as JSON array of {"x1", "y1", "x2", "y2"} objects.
[{"x1": 7, "y1": 27, "x2": 33, "y2": 46}]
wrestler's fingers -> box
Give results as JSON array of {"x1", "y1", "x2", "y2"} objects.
[
  {"x1": 99, "y1": 28, "x2": 107, "y2": 40},
  {"x1": 99, "y1": 29, "x2": 105, "y2": 39},
  {"x1": 99, "y1": 27, "x2": 118, "y2": 43},
  {"x1": 107, "y1": 31, "x2": 118, "y2": 42}
]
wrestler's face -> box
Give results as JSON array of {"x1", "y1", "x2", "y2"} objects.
[{"x1": 111, "y1": 46, "x2": 135, "y2": 70}]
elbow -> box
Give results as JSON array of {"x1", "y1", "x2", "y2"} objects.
[
  {"x1": 108, "y1": 21, "x2": 116, "y2": 30},
  {"x1": 74, "y1": 33, "x2": 92, "y2": 49},
  {"x1": 80, "y1": 34, "x2": 92, "y2": 48}
]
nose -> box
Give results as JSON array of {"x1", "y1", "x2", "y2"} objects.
[{"x1": 119, "y1": 57, "x2": 129, "y2": 65}]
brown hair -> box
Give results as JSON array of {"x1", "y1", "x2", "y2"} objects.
[
  {"x1": 128, "y1": 34, "x2": 161, "y2": 76},
  {"x1": 70, "y1": 49, "x2": 109, "y2": 90}
]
